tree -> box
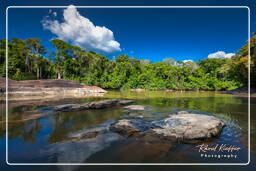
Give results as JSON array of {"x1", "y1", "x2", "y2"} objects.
[{"x1": 25, "y1": 38, "x2": 47, "y2": 79}]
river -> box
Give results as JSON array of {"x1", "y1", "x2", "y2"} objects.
[{"x1": 0, "y1": 91, "x2": 255, "y2": 170}]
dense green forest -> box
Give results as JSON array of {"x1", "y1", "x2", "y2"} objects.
[{"x1": 0, "y1": 34, "x2": 255, "y2": 91}]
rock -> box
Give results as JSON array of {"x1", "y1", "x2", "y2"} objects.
[
  {"x1": 123, "y1": 105, "x2": 146, "y2": 111},
  {"x1": 150, "y1": 114, "x2": 225, "y2": 143},
  {"x1": 110, "y1": 114, "x2": 225, "y2": 143},
  {"x1": 40, "y1": 99, "x2": 134, "y2": 113},
  {"x1": 69, "y1": 119, "x2": 116, "y2": 139},
  {"x1": 118, "y1": 100, "x2": 134, "y2": 105},
  {"x1": 123, "y1": 115, "x2": 144, "y2": 119},
  {"x1": 177, "y1": 110, "x2": 190, "y2": 114},
  {"x1": 110, "y1": 119, "x2": 154, "y2": 137},
  {"x1": 89, "y1": 99, "x2": 119, "y2": 109},
  {"x1": 131, "y1": 88, "x2": 147, "y2": 92},
  {"x1": 54, "y1": 104, "x2": 90, "y2": 112},
  {"x1": 0, "y1": 78, "x2": 107, "y2": 98}
]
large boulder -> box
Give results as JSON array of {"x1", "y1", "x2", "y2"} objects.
[
  {"x1": 110, "y1": 114, "x2": 225, "y2": 143},
  {"x1": 149, "y1": 114, "x2": 225, "y2": 143}
]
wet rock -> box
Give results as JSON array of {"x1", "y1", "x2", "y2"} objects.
[
  {"x1": 89, "y1": 99, "x2": 119, "y2": 109},
  {"x1": 149, "y1": 114, "x2": 225, "y2": 143},
  {"x1": 43, "y1": 132, "x2": 123, "y2": 165},
  {"x1": 110, "y1": 119, "x2": 155, "y2": 137},
  {"x1": 123, "y1": 115, "x2": 144, "y2": 119},
  {"x1": 40, "y1": 99, "x2": 134, "y2": 112},
  {"x1": 69, "y1": 119, "x2": 116, "y2": 139},
  {"x1": 88, "y1": 99, "x2": 134, "y2": 109},
  {"x1": 177, "y1": 110, "x2": 190, "y2": 114},
  {"x1": 110, "y1": 114, "x2": 225, "y2": 143},
  {"x1": 118, "y1": 100, "x2": 134, "y2": 105},
  {"x1": 54, "y1": 104, "x2": 90, "y2": 112},
  {"x1": 123, "y1": 105, "x2": 146, "y2": 111}
]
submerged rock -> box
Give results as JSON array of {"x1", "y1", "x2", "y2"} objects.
[
  {"x1": 69, "y1": 119, "x2": 116, "y2": 139},
  {"x1": 110, "y1": 114, "x2": 225, "y2": 143},
  {"x1": 123, "y1": 105, "x2": 146, "y2": 111}
]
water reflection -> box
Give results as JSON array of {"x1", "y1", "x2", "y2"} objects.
[{"x1": 0, "y1": 91, "x2": 252, "y2": 164}]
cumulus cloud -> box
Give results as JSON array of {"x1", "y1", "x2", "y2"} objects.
[
  {"x1": 207, "y1": 51, "x2": 235, "y2": 59},
  {"x1": 182, "y1": 59, "x2": 193, "y2": 63},
  {"x1": 42, "y1": 5, "x2": 121, "y2": 53},
  {"x1": 52, "y1": 12, "x2": 57, "y2": 17}
]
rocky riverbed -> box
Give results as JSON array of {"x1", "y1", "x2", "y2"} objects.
[
  {"x1": 35, "y1": 100, "x2": 225, "y2": 144},
  {"x1": 7, "y1": 99, "x2": 226, "y2": 144},
  {"x1": 3, "y1": 92, "x2": 249, "y2": 164}
]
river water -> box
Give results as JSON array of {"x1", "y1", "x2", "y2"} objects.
[{"x1": 0, "y1": 91, "x2": 255, "y2": 170}]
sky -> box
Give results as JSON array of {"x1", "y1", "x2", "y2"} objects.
[{"x1": 3, "y1": 2, "x2": 252, "y2": 62}]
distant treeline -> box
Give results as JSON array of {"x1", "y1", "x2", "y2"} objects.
[{"x1": 0, "y1": 35, "x2": 255, "y2": 91}]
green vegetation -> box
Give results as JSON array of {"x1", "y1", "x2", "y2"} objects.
[{"x1": 0, "y1": 34, "x2": 255, "y2": 91}]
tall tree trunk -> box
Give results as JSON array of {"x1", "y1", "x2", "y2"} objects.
[
  {"x1": 37, "y1": 68, "x2": 39, "y2": 79},
  {"x1": 58, "y1": 72, "x2": 61, "y2": 79},
  {"x1": 39, "y1": 67, "x2": 42, "y2": 79}
]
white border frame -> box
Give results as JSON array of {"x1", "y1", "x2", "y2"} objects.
[{"x1": 5, "y1": 6, "x2": 251, "y2": 166}]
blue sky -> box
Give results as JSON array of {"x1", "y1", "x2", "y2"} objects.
[{"x1": 3, "y1": 2, "x2": 253, "y2": 62}]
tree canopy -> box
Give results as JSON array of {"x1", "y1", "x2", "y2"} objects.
[{"x1": 0, "y1": 34, "x2": 255, "y2": 91}]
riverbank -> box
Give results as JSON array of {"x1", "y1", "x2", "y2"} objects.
[
  {"x1": 224, "y1": 86, "x2": 256, "y2": 97},
  {"x1": 0, "y1": 78, "x2": 107, "y2": 98},
  {"x1": 130, "y1": 88, "x2": 255, "y2": 97},
  {"x1": 0, "y1": 78, "x2": 254, "y2": 100}
]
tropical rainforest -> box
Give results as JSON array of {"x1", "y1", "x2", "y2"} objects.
[{"x1": 0, "y1": 34, "x2": 255, "y2": 91}]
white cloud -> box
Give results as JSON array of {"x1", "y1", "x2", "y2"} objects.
[
  {"x1": 42, "y1": 5, "x2": 121, "y2": 53},
  {"x1": 52, "y1": 12, "x2": 57, "y2": 17},
  {"x1": 207, "y1": 51, "x2": 235, "y2": 59},
  {"x1": 182, "y1": 59, "x2": 193, "y2": 63}
]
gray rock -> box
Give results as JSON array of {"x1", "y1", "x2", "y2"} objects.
[
  {"x1": 54, "y1": 104, "x2": 90, "y2": 112},
  {"x1": 89, "y1": 99, "x2": 119, "y2": 109},
  {"x1": 123, "y1": 105, "x2": 146, "y2": 111},
  {"x1": 177, "y1": 110, "x2": 190, "y2": 114},
  {"x1": 149, "y1": 114, "x2": 225, "y2": 143},
  {"x1": 110, "y1": 114, "x2": 225, "y2": 143},
  {"x1": 40, "y1": 99, "x2": 134, "y2": 112},
  {"x1": 69, "y1": 119, "x2": 116, "y2": 139},
  {"x1": 118, "y1": 100, "x2": 134, "y2": 105},
  {"x1": 110, "y1": 119, "x2": 154, "y2": 137}
]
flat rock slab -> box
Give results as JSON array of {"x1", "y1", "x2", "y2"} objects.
[
  {"x1": 40, "y1": 99, "x2": 134, "y2": 113},
  {"x1": 123, "y1": 105, "x2": 146, "y2": 111},
  {"x1": 0, "y1": 78, "x2": 107, "y2": 97},
  {"x1": 110, "y1": 114, "x2": 225, "y2": 143}
]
